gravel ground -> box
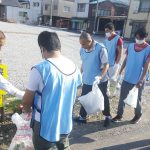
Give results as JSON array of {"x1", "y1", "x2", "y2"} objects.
[{"x1": 0, "y1": 22, "x2": 150, "y2": 150}]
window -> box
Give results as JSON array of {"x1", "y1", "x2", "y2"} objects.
[
  {"x1": 54, "y1": 5, "x2": 58, "y2": 10},
  {"x1": 77, "y1": 3, "x2": 86, "y2": 12},
  {"x1": 45, "y1": 4, "x2": 50, "y2": 11},
  {"x1": 98, "y1": 9, "x2": 111, "y2": 16},
  {"x1": 19, "y1": 12, "x2": 28, "y2": 17},
  {"x1": 33, "y1": 2, "x2": 39, "y2": 7},
  {"x1": 64, "y1": 6, "x2": 70, "y2": 12},
  {"x1": 139, "y1": 0, "x2": 150, "y2": 12},
  {"x1": 20, "y1": 3, "x2": 30, "y2": 9}
]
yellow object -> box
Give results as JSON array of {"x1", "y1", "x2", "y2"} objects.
[
  {"x1": 0, "y1": 95, "x2": 2, "y2": 107},
  {"x1": 0, "y1": 64, "x2": 8, "y2": 95}
]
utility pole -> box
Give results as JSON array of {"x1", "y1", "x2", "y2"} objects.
[
  {"x1": 93, "y1": 0, "x2": 98, "y2": 34},
  {"x1": 49, "y1": 0, "x2": 53, "y2": 26},
  {"x1": 40, "y1": 0, "x2": 43, "y2": 25}
]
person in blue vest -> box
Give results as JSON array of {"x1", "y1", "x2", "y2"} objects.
[
  {"x1": 74, "y1": 31, "x2": 111, "y2": 127},
  {"x1": 104, "y1": 22, "x2": 123, "y2": 96},
  {"x1": 112, "y1": 28, "x2": 150, "y2": 124},
  {"x1": 22, "y1": 31, "x2": 82, "y2": 150}
]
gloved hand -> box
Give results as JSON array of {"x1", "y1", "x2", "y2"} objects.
[
  {"x1": 93, "y1": 76, "x2": 101, "y2": 85},
  {"x1": 117, "y1": 74, "x2": 122, "y2": 83},
  {"x1": 15, "y1": 90, "x2": 25, "y2": 100}
]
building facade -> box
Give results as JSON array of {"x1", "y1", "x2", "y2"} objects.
[
  {"x1": 18, "y1": 0, "x2": 41, "y2": 24},
  {"x1": 0, "y1": 0, "x2": 20, "y2": 22},
  {"x1": 88, "y1": 0, "x2": 129, "y2": 34},
  {"x1": 71, "y1": 0, "x2": 90, "y2": 31},
  {"x1": 0, "y1": 0, "x2": 42, "y2": 24},
  {"x1": 41, "y1": 0, "x2": 76, "y2": 28},
  {"x1": 124, "y1": 0, "x2": 150, "y2": 41}
]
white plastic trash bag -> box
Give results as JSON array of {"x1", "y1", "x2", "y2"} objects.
[
  {"x1": 9, "y1": 113, "x2": 34, "y2": 150},
  {"x1": 124, "y1": 87, "x2": 138, "y2": 108},
  {"x1": 78, "y1": 83, "x2": 104, "y2": 115},
  {"x1": 108, "y1": 64, "x2": 120, "y2": 82}
]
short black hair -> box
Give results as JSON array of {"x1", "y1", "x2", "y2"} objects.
[
  {"x1": 38, "y1": 31, "x2": 61, "y2": 52},
  {"x1": 104, "y1": 22, "x2": 115, "y2": 30},
  {"x1": 134, "y1": 28, "x2": 148, "y2": 38}
]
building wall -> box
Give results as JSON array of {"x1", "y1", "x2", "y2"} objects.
[
  {"x1": 6, "y1": 6, "x2": 19, "y2": 22},
  {"x1": 57, "y1": 0, "x2": 76, "y2": 18},
  {"x1": 18, "y1": 0, "x2": 41, "y2": 24},
  {"x1": 42, "y1": 0, "x2": 75, "y2": 18},
  {"x1": 29, "y1": 0, "x2": 41, "y2": 23},
  {"x1": 89, "y1": 1, "x2": 115, "y2": 18},
  {"x1": 124, "y1": 0, "x2": 150, "y2": 41},
  {"x1": 74, "y1": 0, "x2": 89, "y2": 18}
]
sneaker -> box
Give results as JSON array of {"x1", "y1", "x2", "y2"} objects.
[
  {"x1": 130, "y1": 115, "x2": 142, "y2": 124},
  {"x1": 112, "y1": 115, "x2": 122, "y2": 122},
  {"x1": 104, "y1": 117, "x2": 111, "y2": 127},
  {"x1": 74, "y1": 116, "x2": 87, "y2": 124}
]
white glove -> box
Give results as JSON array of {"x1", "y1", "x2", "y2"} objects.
[
  {"x1": 116, "y1": 82, "x2": 121, "y2": 90},
  {"x1": 117, "y1": 74, "x2": 122, "y2": 83},
  {"x1": 15, "y1": 90, "x2": 25, "y2": 100},
  {"x1": 93, "y1": 76, "x2": 100, "y2": 85}
]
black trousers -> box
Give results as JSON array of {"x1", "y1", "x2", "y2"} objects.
[{"x1": 79, "y1": 81, "x2": 111, "y2": 118}]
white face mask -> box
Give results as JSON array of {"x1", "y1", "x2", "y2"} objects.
[
  {"x1": 135, "y1": 39, "x2": 145, "y2": 45},
  {"x1": 105, "y1": 32, "x2": 111, "y2": 38}
]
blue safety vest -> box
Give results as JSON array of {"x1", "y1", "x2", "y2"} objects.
[
  {"x1": 31, "y1": 60, "x2": 82, "y2": 142},
  {"x1": 80, "y1": 42, "x2": 106, "y2": 85},
  {"x1": 124, "y1": 43, "x2": 150, "y2": 84},
  {"x1": 104, "y1": 35, "x2": 120, "y2": 66}
]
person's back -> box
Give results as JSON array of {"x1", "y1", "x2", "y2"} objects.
[
  {"x1": 34, "y1": 56, "x2": 81, "y2": 141},
  {"x1": 23, "y1": 31, "x2": 82, "y2": 150}
]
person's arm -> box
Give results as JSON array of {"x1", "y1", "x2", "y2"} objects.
[
  {"x1": 0, "y1": 75, "x2": 25, "y2": 99},
  {"x1": 99, "y1": 47, "x2": 109, "y2": 80},
  {"x1": 136, "y1": 55, "x2": 150, "y2": 88},
  {"x1": 80, "y1": 64, "x2": 83, "y2": 73},
  {"x1": 115, "y1": 38, "x2": 123, "y2": 64},
  {"x1": 99, "y1": 63, "x2": 109, "y2": 80},
  {"x1": 116, "y1": 45, "x2": 122, "y2": 64},
  {"x1": 119, "y1": 55, "x2": 127, "y2": 75},
  {"x1": 22, "y1": 68, "x2": 42, "y2": 113},
  {"x1": 22, "y1": 89, "x2": 35, "y2": 113}
]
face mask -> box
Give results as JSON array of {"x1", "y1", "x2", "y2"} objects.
[
  {"x1": 135, "y1": 39, "x2": 145, "y2": 45},
  {"x1": 105, "y1": 32, "x2": 111, "y2": 38}
]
